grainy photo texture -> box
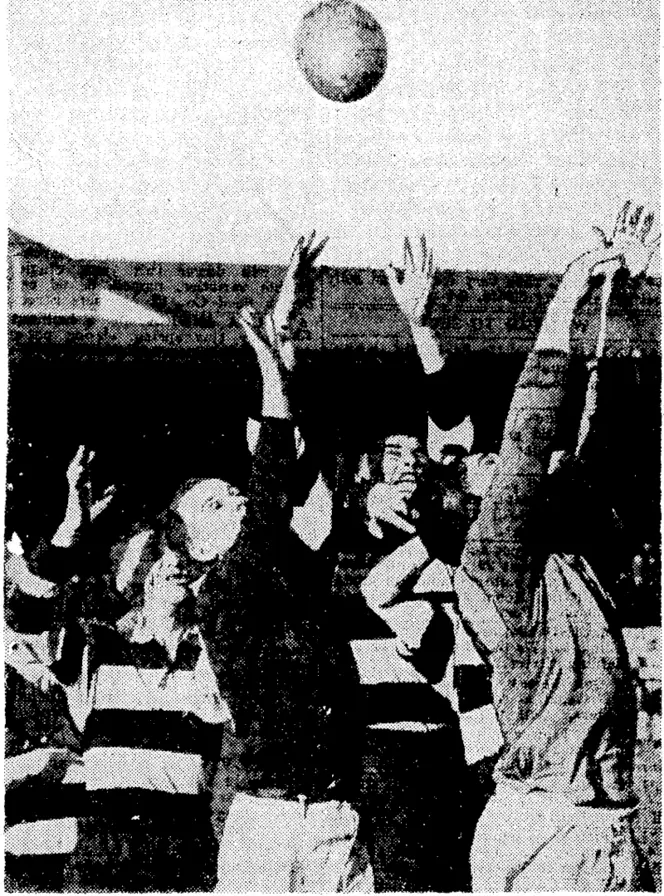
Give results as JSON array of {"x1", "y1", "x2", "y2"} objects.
[{"x1": 5, "y1": 0, "x2": 661, "y2": 892}]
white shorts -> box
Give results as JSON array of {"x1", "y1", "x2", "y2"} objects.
[
  {"x1": 216, "y1": 793, "x2": 374, "y2": 893},
  {"x1": 471, "y1": 785, "x2": 652, "y2": 892}
]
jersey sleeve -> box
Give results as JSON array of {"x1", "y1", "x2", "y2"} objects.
[{"x1": 460, "y1": 349, "x2": 570, "y2": 634}]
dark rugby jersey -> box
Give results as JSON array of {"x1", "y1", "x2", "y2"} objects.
[{"x1": 193, "y1": 418, "x2": 365, "y2": 799}]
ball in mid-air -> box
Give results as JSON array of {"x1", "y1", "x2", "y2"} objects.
[{"x1": 294, "y1": 1, "x2": 388, "y2": 103}]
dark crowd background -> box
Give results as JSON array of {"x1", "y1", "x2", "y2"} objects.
[{"x1": 7, "y1": 344, "x2": 661, "y2": 627}]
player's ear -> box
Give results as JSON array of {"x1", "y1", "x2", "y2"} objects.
[{"x1": 481, "y1": 453, "x2": 500, "y2": 478}]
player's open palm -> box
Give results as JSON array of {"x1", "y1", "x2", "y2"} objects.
[
  {"x1": 273, "y1": 232, "x2": 329, "y2": 329},
  {"x1": 592, "y1": 201, "x2": 660, "y2": 278},
  {"x1": 238, "y1": 305, "x2": 278, "y2": 368},
  {"x1": 65, "y1": 446, "x2": 115, "y2": 523},
  {"x1": 268, "y1": 232, "x2": 328, "y2": 371},
  {"x1": 385, "y1": 235, "x2": 435, "y2": 325}
]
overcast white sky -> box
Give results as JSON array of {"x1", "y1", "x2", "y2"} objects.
[{"x1": 8, "y1": 0, "x2": 660, "y2": 272}]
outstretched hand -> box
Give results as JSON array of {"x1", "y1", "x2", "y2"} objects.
[
  {"x1": 591, "y1": 201, "x2": 660, "y2": 278},
  {"x1": 238, "y1": 305, "x2": 281, "y2": 370},
  {"x1": 385, "y1": 236, "x2": 435, "y2": 325},
  {"x1": 53, "y1": 445, "x2": 116, "y2": 547},
  {"x1": 65, "y1": 446, "x2": 116, "y2": 522},
  {"x1": 536, "y1": 201, "x2": 659, "y2": 353},
  {"x1": 556, "y1": 202, "x2": 659, "y2": 310},
  {"x1": 267, "y1": 232, "x2": 328, "y2": 370}
]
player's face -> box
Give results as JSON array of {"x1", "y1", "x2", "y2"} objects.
[
  {"x1": 175, "y1": 478, "x2": 247, "y2": 562},
  {"x1": 459, "y1": 452, "x2": 499, "y2": 498},
  {"x1": 143, "y1": 548, "x2": 191, "y2": 608},
  {"x1": 382, "y1": 436, "x2": 428, "y2": 490}
]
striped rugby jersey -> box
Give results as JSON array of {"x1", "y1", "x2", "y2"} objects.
[
  {"x1": 334, "y1": 543, "x2": 459, "y2": 733},
  {"x1": 5, "y1": 664, "x2": 86, "y2": 862},
  {"x1": 328, "y1": 361, "x2": 501, "y2": 750},
  {"x1": 51, "y1": 609, "x2": 232, "y2": 818},
  {"x1": 334, "y1": 540, "x2": 502, "y2": 762}
]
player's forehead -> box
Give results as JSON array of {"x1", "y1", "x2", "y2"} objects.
[
  {"x1": 383, "y1": 435, "x2": 422, "y2": 453},
  {"x1": 176, "y1": 478, "x2": 240, "y2": 513}
]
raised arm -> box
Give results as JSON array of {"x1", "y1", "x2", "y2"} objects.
[
  {"x1": 268, "y1": 230, "x2": 328, "y2": 373},
  {"x1": 237, "y1": 234, "x2": 328, "y2": 535},
  {"x1": 386, "y1": 235, "x2": 443, "y2": 374},
  {"x1": 31, "y1": 446, "x2": 115, "y2": 585},
  {"x1": 458, "y1": 204, "x2": 658, "y2": 636},
  {"x1": 386, "y1": 235, "x2": 471, "y2": 449},
  {"x1": 364, "y1": 237, "x2": 472, "y2": 541}
]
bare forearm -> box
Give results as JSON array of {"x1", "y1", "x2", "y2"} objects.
[
  {"x1": 51, "y1": 493, "x2": 84, "y2": 548},
  {"x1": 410, "y1": 324, "x2": 446, "y2": 374},
  {"x1": 260, "y1": 363, "x2": 291, "y2": 420},
  {"x1": 361, "y1": 536, "x2": 430, "y2": 610}
]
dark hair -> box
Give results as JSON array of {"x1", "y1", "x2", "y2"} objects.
[
  {"x1": 108, "y1": 526, "x2": 164, "y2": 608},
  {"x1": 356, "y1": 434, "x2": 430, "y2": 483},
  {"x1": 411, "y1": 459, "x2": 482, "y2": 566}
]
